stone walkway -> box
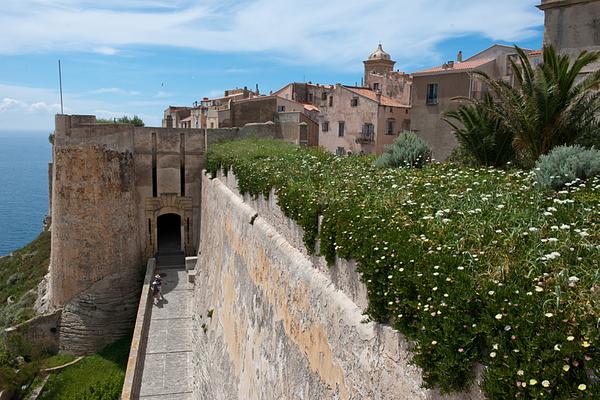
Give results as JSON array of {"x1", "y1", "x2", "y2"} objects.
[{"x1": 139, "y1": 265, "x2": 193, "y2": 400}]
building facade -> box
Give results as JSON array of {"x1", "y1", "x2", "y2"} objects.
[
  {"x1": 274, "y1": 45, "x2": 411, "y2": 155},
  {"x1": 317, "y1": 84, "x2": 410, "y2": 155},
  {"x1": 410, "y1": 45, "x2": 538, "y2": 161},
  {"x1": 539, "y1": 0, "x2": 600, "y2": 77}
]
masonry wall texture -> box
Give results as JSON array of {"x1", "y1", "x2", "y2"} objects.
[
  {"x1": 192, "y1": 171, "x2": 484, "y2": 400},
  {"x1": 48, "y1": 115, "x2": 281, "y2": 354}
]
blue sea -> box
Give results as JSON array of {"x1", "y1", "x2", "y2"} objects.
[{"x1": 0, "y1": 131, "x2": 51, "y2": 256}]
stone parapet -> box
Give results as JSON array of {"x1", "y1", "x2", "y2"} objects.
[
  {"x1": 122, "y1": 258, "x2": 156, "y2": 400},
  {"x1": 192, "y1": 171, "x2": 484, "y2": 399}
]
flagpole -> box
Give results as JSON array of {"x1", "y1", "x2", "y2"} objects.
[{"x1": 58, "y1": 60, "x2": 64, "y2": 114}]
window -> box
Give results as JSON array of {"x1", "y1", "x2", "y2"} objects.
[
  {"x1": 338, "y1": 121, "x2": 345, "y2": 137},
  {"x1": 426, "y1": 83, "x2": 438, "y2": 105},
  {"x1": 321, "y1": 92, "x2": 328, "y2": 101},
  {"x1": 386, "y1": 119, "x2": 396, "y2": 135},
  {"x1": 322, "y1": 121, "x2": 329, "y2": 132},
  {"x1": 403, "y1": 119, "x2": 411, "y2": 131},
  {"x1": 277, "y1": 105, "x2": 286, "y2": 112},
  {"x1": 373, "y1": 83, "x2": 380, "y2": 91},
  {"x1": 329, "y1": 95, "x2": 333, "y2": 107},
  {"x1": 351, "y1": 97, "x2": 359, "y2": 107},
  {"x1": 362, "y1": 123, "x2": 375, "y2": 141},
  {"x1": 308, "y1": 93, "x2": 313, "y2": 103},
  {"x1": 336, "y1": 147, "x2": 346, "y2": 156}
]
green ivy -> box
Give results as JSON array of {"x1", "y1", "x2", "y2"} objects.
[{"x1": 206, "y1": 138, "x2": 599, "y2": 398}]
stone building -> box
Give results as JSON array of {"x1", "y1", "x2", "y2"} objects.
[
  {"x1": 317, "y1": 84, "x2": 410, "y2": 155},
  {"x1": 410, "y1": 45, "x2": 539, "y2": 161},
  {"x1": 47, "y1": 114, "x2": 281, "y2": 353},
  {"x1": 162, "y1": 106, "x2": 191, "y2": 128},
  {"x1": 364, "y1": 44, "x2": 412, "y2": 106},
  {"x1": 539, "y1": 0, "x2": 600, "y2": 77},
  {"x1": 274, "y1": 45, "x2": 411, "y2": 155}
]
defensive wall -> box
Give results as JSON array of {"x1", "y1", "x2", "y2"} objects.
[
  {"x1": 46, "y1": 115, "x2": 280, "y2": 354},
  {"x1": 191, "y1": 170, "x2": 483, "y2": 399}
]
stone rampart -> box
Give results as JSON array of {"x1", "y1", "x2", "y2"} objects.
[
  {"x1": 192, "y1": 171, "x2": 484, "y2": 399},
  {"x1": 48, "y1": 114, "x2": 284, "y2": 354}
]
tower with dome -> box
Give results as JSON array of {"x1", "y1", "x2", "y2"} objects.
[{"x1": 362, "y1": 44, "x2": 412, "y2": 105}]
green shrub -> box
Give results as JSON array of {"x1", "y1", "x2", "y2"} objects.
[
  {"x1": 62, "y1": 376, "x2": 122, "y2": 400},
  {"x1": 535, "y1": 145, "x2": 600, "y2": 190},
  {"x1": 444, "y1": 93, "x2": 515, "y2": 167},
  {"x1": 374, "y1": 132, "x2": 431, "y2": 168},
  {"x1": 207, "y1": 138, "x2": 600, "y2": 398},
  {"x1": 0, "y1": 231, "x2": 51, "y2": 330},
  {"x1": 446, "y1": 145, "x2": 480, "y2": 167}
]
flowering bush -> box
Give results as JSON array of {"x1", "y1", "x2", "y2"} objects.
[
  {"x1": 207, "y1": 138, "x2": 599, "y2": 398},
  {"x1": 535, "y1": 145, "x2": 600, "y2": 190},
  {"x1": 374, "y1": 131, "x2": 432, "y2": 169}
]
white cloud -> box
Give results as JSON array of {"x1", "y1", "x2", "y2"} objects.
[
  {"x1": 0, "y1": 97, "x2": 61, "y2": 114},
  {"x1": 153, "y1": 91, "x2": 174, "y2": 99},
  {"x1": 93, "y1": 46, "x2": 119, "y2": 55},
  {"x1": 90, "y1": 87, "x2": 141, "y2": 95},
  {"x1": 0, "y1": 82, "x2": 162, "y2": 130},
  {"x1": 0, "y1": 0, "x2": 543, "y2": 68}
]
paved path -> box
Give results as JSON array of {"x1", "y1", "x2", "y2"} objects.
[{"x1": 139, "y1": 265, "x2": 193, "y2": 400}]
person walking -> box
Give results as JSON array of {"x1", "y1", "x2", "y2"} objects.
[{"x1": 151, "y1": 273, "x2": 163, "y2": 301}]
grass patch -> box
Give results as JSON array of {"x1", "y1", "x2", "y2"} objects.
[
  {"x1": 40, "y1": 354, "x2": 77, "y2": 370},
  {"x1": 207, "y1": 138, "x2": 599, "y2": 399},
  {"x1": 39, "y1": 334, "x2": 131, "y2": 400},
  {"x1": 0, "y1": 231, "x2": 50, "y2": 330}
]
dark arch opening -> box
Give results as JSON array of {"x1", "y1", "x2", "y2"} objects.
[{"x1": 157, "y1": 213, "x2": 181, "y2": 254}]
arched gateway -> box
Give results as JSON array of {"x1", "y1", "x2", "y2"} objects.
[{"x1": 157, "y1": 213, "x2": 182, "y2": 253}]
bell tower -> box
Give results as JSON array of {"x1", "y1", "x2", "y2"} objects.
[{"x1": 364, "y1": 44, "x2": 396, "y2": 80}]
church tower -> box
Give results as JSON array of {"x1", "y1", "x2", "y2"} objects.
[{"x1": 363, "y1": 44, "x2": 396, "y2": 80}]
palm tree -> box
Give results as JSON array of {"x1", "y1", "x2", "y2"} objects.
[
  {"x1": 444, "y1": 93, "x2": 514, "y2": 167},
  {"x1": 475, "y1": 46, "x2": 600, "y2": 165}
]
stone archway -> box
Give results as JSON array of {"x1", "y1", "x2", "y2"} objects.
[
  {"x1": 157, "y1": 213, "x2": 182, "y2": 254},
  {"x1": 145, "y1": 194, "x2": 194, "y2": 258}
]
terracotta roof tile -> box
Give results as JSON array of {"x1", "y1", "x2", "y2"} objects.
[
  {"x1": 413, "y1": 59, "x2": 494, "y2": 75},
  {"x1": 303, "y1": 104, "x2": 320, "y2": 112},
  {"x1": 344, "y1": 87, "x2": 409, "y2": 108}
]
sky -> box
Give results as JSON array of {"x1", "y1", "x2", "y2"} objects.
[{"x1": 0, "y1": 0, "x2": 544, "y2": 132}]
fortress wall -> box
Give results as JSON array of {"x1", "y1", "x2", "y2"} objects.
[
  {"x1": 47, "y1": 115, "x2": 287, "y2": 353},
  {"x1": 193, "y1": 172, "x2": 483, "y2": 400},
  {"x1": 50, "y1": 115, "x2": 144, "y2": 352},
  {"x1": 50, "y1": 144, "x2": 143, "y2": 353}
]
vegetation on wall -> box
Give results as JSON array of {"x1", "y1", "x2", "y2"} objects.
[
  {"x1": 535, "y1": 145, "x2": 600, "y2": 190},
  {"x1": 374, "y1": 131, "x2": 432, "y2": 169},
  {"x1": 207, "y1": 138, "x2": 599, "y2": 399},
  {"x1": 96, "y1": 115, "x2": 145, "y2": 127}
]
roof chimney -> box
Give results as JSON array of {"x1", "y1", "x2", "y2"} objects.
[
  {"x1": 457, "y1": 51, "x2": 463, "y2": 62},
  {"x1": 256, "y1": 83, "x2": 259, "y2": 95}
]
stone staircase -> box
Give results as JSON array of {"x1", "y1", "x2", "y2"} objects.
[
  {"x1": 156, "y1": 250, "x2": 185, "y2": 268},
  {"x1": 185, "y1": 256, "x2": 197, "y2": 283}
]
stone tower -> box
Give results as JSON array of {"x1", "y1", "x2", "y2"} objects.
[
  {"x1": 538, "y1": 0, "x2": 600, "y2": 76},
  {"x1": 48, "y1": 114, "x2": 206, "y2": 353},
  {"x1": 363, "y1": 44, "x2": 396, "y2": 80}
]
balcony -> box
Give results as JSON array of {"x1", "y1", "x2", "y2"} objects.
[{"x1": 356, "y1": 132, "x2": 375, "y2": 144}]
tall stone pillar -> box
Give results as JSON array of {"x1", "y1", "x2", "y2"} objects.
[{"x1": 49, "y1": 115, "x2": 142, "y2": 353}]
